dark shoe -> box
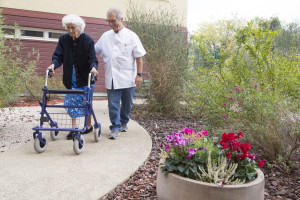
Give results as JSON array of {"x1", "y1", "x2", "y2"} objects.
[
  {"x1": 82, "y1": 126, "x2": 93, "y2": 134},
  {"x1": 67, "y1": 131, "x2": 75, "y2": 140}
]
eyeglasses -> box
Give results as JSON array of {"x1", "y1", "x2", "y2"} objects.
[{"x1": 106, "y1": 19, "x2": 118, "y2": 24}]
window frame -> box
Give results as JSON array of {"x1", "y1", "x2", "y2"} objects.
[{"x1": 3, "y1": 26, "x2": 66, "y2": 42}]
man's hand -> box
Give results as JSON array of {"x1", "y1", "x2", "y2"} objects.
[
  {"x1": 48, "y1": 64, "x2": 55, "y2": 73},
  {"x1": 90, "y1": 67, "x2": 98, "y2": 77},
  {"x1": 135, "y1": 75, "x2": 143, "y2": 87}
]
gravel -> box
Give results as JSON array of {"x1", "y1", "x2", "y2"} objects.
[{"x1": 0, "y1": 106, "x2": 40, "y2": 152}]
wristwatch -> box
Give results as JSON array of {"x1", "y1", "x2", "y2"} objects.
[{"x1": 137, "y1": 73, "x2": 143, "y2": 77}]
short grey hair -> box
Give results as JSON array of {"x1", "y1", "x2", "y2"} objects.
[
  {"x1": 107, "y1": 8, "x2": 123, "y2": 20},
  {"x1": 62, "y1": 14, "x2": 85, "y2": 34}
]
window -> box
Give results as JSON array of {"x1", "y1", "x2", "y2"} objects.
[
  {"x1": 2, "y1": 28, "x2": 15, "y2": 35},
  {"x1": 49, "y1": 32, "x2": 64, "y2": 39},
  {"x1": 21, "y1": 30, "x2": 44, "y2": 38},
  {"x1": 3, "y1": 26, "x2": 66, "y2": 42}
]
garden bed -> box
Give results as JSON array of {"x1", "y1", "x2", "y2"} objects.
[{"x1": 101, "y1": 106, "x2": 300, "y2": 200}]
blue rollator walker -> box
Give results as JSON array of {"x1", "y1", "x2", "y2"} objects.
[{"x1": 32, "y1": 69, "x2": 101, "y2": 155}]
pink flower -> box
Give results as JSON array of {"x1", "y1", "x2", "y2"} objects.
[
  {"x1": 229, "y1": 97, "x2": 233, "y2": 100},
  {"x1": 165, "y1": 144, "x2": 170, "y2": 150},
  {"x1": 181, "y1": 127, "x2": 194, "y2": 135},
  {"x1": 241, "y1": 89, "x2": 244, "y2": 91},
  {"x1": 188, "y1": 148, "x2": 197, "y2": 155},
  {"x1": 224, "y1": 103, "x2": 226, "y2": 106},
  {"x1": 254, "y1": 85, "x2": 257, "y2": 88},
  {"x1": 200, "y1": 130, "x2": 208, "y2": 136},
  {"x1": 223, "y1": 115, "x2": 226, "y2": 117},
  {"x1": 187, "y1": 148, "x2": 197, "y2": 159},
  {"x1": 234, "y1": 86, "x2": 237, "y2": 87},
  {"x1": 293, "y1": 157, "x2": 296, "y2": 161}
]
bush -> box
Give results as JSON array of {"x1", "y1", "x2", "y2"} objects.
[
  {"x1": 0, "y1": 12, "x2": 63, "y2": 107},
  {"x1": 126, "y1": 2, "x2": 189, "y2": 114},
  {"x1": 187, "y1": 17, "x2": 300, "y2": 163}
]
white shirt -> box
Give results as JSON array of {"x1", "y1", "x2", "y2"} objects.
[{"x1": 95, "y1": 27, "x2": 146, "y2": 89}]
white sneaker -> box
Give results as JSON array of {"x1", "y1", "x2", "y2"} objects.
[
  {"x1": 108, "y1": 130, "x2": 120, "y2": 139},
  {"x1": 121, "y1": 124, "x2": 128, "y2": 132}
]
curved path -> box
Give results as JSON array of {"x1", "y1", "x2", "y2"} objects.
[{"x1": 0, "y1": 100, "x2": 152, "y2": 200}]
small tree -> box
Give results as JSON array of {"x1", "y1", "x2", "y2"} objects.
[
  {"x1": 0, "y1": 11, "x2": 63, "y2": 108},
  {"x1": 126, "y1": 2, "x2": 189, "y2": 114},
  {"x1": 0, "y1": 12, "x2": 40, "y2": 107}
]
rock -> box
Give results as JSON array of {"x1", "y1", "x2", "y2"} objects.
[
  {"x1": 275, "y1": 190, "x2": 287, "y2": 196},
  {"x1": 271, "y1": 181, "x2": 278, "y2": 186}
]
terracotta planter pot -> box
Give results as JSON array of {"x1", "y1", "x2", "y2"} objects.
[{"x1": 157, "y1": 164, "x2": 265, "y2": 200}]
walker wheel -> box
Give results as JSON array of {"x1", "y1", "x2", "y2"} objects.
[
  {"x1": 94, "y1": 126, "x2": 101, "y2": 142},
  {"x1": 34, "y1": 133, "x2": 48, "y2": 153},
  {"x1": 73, "y1": 135, "x2": 85, "y2": 155},
  {"x1": 50, "y1": 130, "x2": 59, "y2": 141}
]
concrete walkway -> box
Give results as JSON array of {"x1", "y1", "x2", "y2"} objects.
[{"x1": 0, "y1": 100, "x2": 152, "y2": 200}]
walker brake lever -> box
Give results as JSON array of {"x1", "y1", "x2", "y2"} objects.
[
  {"x1": 48, "y1": 69, "x2": 53, "y2": 78},
  {"x1": 90, "y1": 73, "x2": 97, "y2": 84}
]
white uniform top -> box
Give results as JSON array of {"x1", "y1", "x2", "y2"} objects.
[{"x1": 95, "y1": 27, "x2": 146, "y2": 90}]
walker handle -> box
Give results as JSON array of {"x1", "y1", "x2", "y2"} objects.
[
  {"x1": 88, "y1": 73, "x2": 97, "y2": 88},
  {"x1": 45, "y1": 69, "x2": 53, "y2": 87}
]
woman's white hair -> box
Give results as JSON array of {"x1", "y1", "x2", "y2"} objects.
[
  {"x1": 107, "y1": 8, "x2": 123, "y2": 20},
  {"x1": 62, "y1": 14, "x2": 85, "y2": 34}
]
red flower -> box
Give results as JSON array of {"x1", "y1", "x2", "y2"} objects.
[
  {"x1": 226, "y1": 151, "x2": 231, "y2": 159},
  {"x1": 258, "y1": 161, "x2": 264, "y2": 168},
  {"x1": 238, "y1": 132, "x2": 243, "y2": 138}
]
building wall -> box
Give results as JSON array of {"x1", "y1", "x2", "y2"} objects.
[
  {"x1": 0, "y1": 0, "x2": 188, "y2": 26},
  {"x1": 0, "y1": 0, "x2": 188, "y2": 93}
]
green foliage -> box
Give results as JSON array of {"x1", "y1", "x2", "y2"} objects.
[
  {"x1": 0, "y1": 14, "x2": 37, "y2": 107},
  {"x1": 162, "y1": 156, "x2": 204, "y2": 179},
  {"x1": 0, "y1": 12, "x2": 63, "y2": 107},
  {"x1": 126, "y1": 2, "x2": 189, "y2": 114},
  {"x1": 187, "y1": 17, "x2": 300, "y2": 163}
]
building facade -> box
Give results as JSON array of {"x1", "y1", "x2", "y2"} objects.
[{"x1": 0, "y1": 0, "x2": 188, "y2": 95}]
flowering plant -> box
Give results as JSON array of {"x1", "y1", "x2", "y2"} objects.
[{"x1": 161, "y1": 128, "x2": 265, "y2": 185}]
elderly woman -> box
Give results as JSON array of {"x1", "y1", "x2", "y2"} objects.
[{"x1": 48, "y1": 14, "x2": 98, "y2": 140}]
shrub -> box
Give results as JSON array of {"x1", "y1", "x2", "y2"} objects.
[
  {"x1": 126, "y1": 2, "x2": 189, "y2": 114},
  {"x1": 0, "y1": 12, "x2": 63, "y2": 107},
  {"x1": 187, "y1": 17, "x2": 300, "y2": 163},
  {"x1": 0, "y1": 15, "x2": 38, "y2": 107}
]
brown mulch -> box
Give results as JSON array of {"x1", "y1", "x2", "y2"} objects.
[{"x1": 101, "y1": 107, "x2": 300, "y2": 200}]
